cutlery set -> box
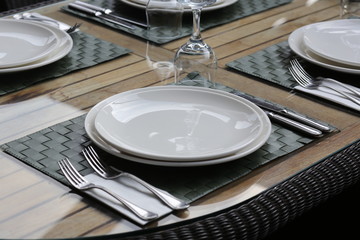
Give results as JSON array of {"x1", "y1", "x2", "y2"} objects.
[
  {"x1": 289, "y1": 59, "x2": 360, "y2": 106},
  {"x1": 68, "y1": 1, "x2": 147, "y2": 29},
  {"x1": 59, "y1": 146, "x2": 189, "y2": 222}
]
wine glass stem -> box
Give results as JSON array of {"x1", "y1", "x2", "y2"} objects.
[{"x1": 191, "y1": 8, "x2": 202, "y2": 41}]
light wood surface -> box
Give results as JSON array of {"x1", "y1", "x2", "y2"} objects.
[{"x1": 0, "y1": 0, "x2": 359, "y2": 238}]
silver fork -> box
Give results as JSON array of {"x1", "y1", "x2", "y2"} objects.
[
  {"x1": 13, "y1": 12, "x2": 81, "y2": 34},
  {"x1": 65, "y1": 22, "x2": 82, "y2": 34},
  {"x1": 58, "y1": 158, "x2": 158, "y2": 220},
  {"x1": 289, "y1": 59, "x2": 360, "y2": 105},
  {"x1": 82, "y1": 146, "x2": 189, "y2": 210},
  {"x1": 290, "y1": 59, "x2": 360, "y2": 98}
]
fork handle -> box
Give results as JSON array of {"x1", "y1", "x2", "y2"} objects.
[
  {"x1": 323, "y1": 85, "x2": 360, "y2": 106},
  {"x1": 322, "y1": 77, "x2": 360, "y2": 98},
  {"x1": 94, "y1": 184, "x2": 158, "y2": 220},
  {"x1": 123, "y1": 173, "x2": 189, "y2": 210}
]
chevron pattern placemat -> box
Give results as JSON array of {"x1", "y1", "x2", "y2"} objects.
[
  {"x1": 62, "y1": 0, "x2": 293, "y2": 44},
  {"x1": 226, "y1": 41, "x2": 360, "y2": 90},
  {"x1": 0, "y1": 32, "x2": 131, "y2": 96},
  {"x1": 1, "y1": 81, "x2": 323, "y2": 203}
]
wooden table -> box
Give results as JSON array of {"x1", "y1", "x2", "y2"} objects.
[{"x1": 0, "y1": 0, "x2": 359, "y2": 239}]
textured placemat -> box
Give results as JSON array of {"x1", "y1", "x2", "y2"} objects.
[
  {"x1": 226, "y1": 41, "x2": 360, "y2": 90},
  {"x1": 0, "y1": 32, "x2": 131, "y2": 96},
  {"x1": 62, "y1": 0, "x2": 293, "y2": 44},
  {"x1": 1, "y1": 80, "x2": 329, "y2": 203}
]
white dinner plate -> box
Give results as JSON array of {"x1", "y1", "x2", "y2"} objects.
[
  {"x1": 0, "y1": 22, "x2": 73, "y2": 74},
  {"x1": 122, "y1": 0, "x2": 238, "y2": 12},
  {"x1": 303, "y1": 19, "x2": 360, "y2": 67},
  {"x1": 0, "y1": 19, "x2": 59, "y2": 68},
  {"x1": 94, "y1": 86, "x2": 265, "y2": 161},
  {"x1": 85, "y1": 86, "x2": 272, "y2": 167},
  {"x1": 288, "y1": 24, "x2": 360, "y2": 75}
]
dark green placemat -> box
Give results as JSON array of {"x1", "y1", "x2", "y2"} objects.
[
  {"x1": 62, "y1": 0, "x2": 293, "y2": 44},
  {"x1": 226, "y1": 41, "x2": 360, "y2": 90},
  {"x1": 0, "y1": 32, "x2": 131, "y2": 96},
  {"x1": 1, "y1": 80, "x2": 328, "y2": 203}
]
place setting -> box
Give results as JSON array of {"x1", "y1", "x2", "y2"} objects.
[
  {"x1": 62, "y1": 0, "x2": 293, "y2": 43},
  {"x1": 0, "y1": 13, "x2": 131, "y2": 96},
  {"x1": 227, "y1": 18, "x2": 360, "y2": 113}
]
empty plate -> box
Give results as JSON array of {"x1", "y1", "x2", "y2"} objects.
[
  {"x1": 303, "y1": 19, "x2": 360, "y2": 67},
  {"x1": 0, "y1": 21, "x2": 73, "y2": 74},
  {"x1": 94, "y1": 86, "x2": 266, "y2": 161},
  {"x1": 0, "y1": 19, "x2": 59, "y2": 68}
]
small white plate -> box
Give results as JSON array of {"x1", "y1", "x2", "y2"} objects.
[
  {"x1": 85, "y1": 86, "x2": 271, "y2": 167},
  {"x1": 122, "y1": 0, "x2": 238, "y2": 12},
  {"x1": 303, "y1": 19, "x2": 360, "y2": 67},
  {"x1": 288, "y1": 24, "x2": 360, "y2": 75},
  {"x1": 0, "y1": 22, "x2": 73, "y2": 74},
  {"x1": 94, "y1": 86, "x2": 264, "y2": 161},
  {"x1": 0, "y1": 19, "x2": 59, "y2": 68}
]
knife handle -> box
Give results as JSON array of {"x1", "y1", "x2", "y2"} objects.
[
  {"x1": 69, "y1": 3, "x2": 134, "y2": 29},
  {"x1": 283, "y1": 110, "x2": 332, "y2": 132},
  {"x1": 266, "y1": 111, "x2": 323, "y2": 137},
  {"x1": 75, "y1": 1, "x2": 107, "y2": 13},
  {"x1": 69, "y1": 3, "x2": 97, "y2": 15}
]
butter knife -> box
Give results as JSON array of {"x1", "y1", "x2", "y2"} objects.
[
  {"x1": 68, "y1": 3, "x2": 135, "y2": 29},
  {"x1": 233, "y1": 92, "x2": 331, "y2": 132},
  {"x1": 74, "y1": 1, "x2": 148, "y2": 28}
]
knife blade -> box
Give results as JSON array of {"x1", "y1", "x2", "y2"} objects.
[
  {"x1": 68, "y1": 3, "x2": 135, "y2": 29},
  {"x1": 233, "y1": 92, "x2": 331, "y2": 132},
  {"x1": 74, "y1": 1, "x2": 148, "y2": 28}
]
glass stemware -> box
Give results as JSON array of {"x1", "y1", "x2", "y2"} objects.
[{"x1": 174, "y1": 0, "x2": 217, "y2": 87}]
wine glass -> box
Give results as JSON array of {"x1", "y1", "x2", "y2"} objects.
[{"x1": 174, "y1": 0, "x2": 217, "y2": 87}]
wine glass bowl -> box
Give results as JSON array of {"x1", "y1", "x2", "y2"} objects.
[{"x1": 174, "y1": 0, "x2": 217, "y2": 87}]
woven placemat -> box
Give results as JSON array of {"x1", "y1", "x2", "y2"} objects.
[
  {"x1": 62, "y1": 0, "x2": 292, "y2": 44},
  {"x1": 0, "y1": 32, "x2": 131, "y2": 96},
  {"x1": 1, "y1": 80, "x2": 329, "y2": 203},
  {"x1": 226, "y1": 41, "x2": 360, "y2": 90}
]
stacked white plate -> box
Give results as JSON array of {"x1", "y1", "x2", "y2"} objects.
[
  {"x1": 0, "y1": 19, "x2": 73, "y2": 74},
  {"x1": 121, "y1": 0, "x2": 238, "y2": 12},
  {"x1": 85, "y1": 86, "x2": 272, "y2": 167},
  {"x1": 288, "y1": 19, "x2": 360, "y2": 75}
]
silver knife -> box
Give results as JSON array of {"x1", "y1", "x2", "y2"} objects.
[
  {"x1": 74, "y1": 1, "x2": 148, "y2": 28},
  {"x1": 233, "y1": 92, "x2": 332, "y2": 132},
  {"x1": 264, "y1": 110, "x2": 323, "y2": 137},
  {"x1": 68, "y1": 3, "x2": 135, "y2": 29}
]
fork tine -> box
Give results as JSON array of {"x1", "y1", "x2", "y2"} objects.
[
  {"x1": 62, "y1": 158, "x2": 86, "y2": 185},
  {"x1": 88, "y1": 146, "x2": 110, "y2": 172},
  {"x1": 289, "y1": 66, "x2": 307, "y2": 87},
  {"x1": 66, "y1": 22, "x2": 82, "y2": 33},
  {"x1": 58, "y1": 159, "x2": 80, "y2": 187},
  {"x1": 82, "y1": 147, "x2": 107, "y2": 176},
  {"x1": 292, "y1": 59, "x2": 313, "y2": 81}
]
